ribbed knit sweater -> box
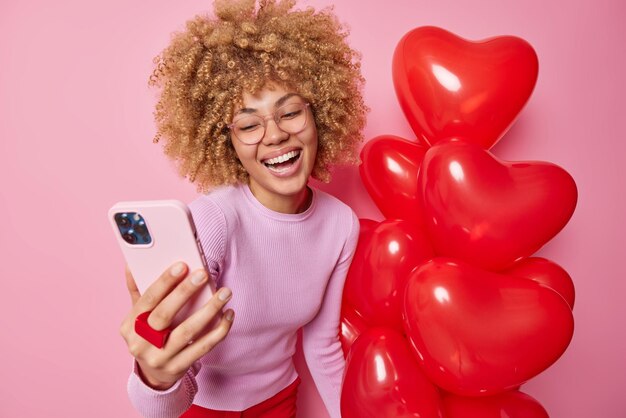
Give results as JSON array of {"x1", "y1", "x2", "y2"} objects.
[{"x1": 127, "y1": 184, "x2": 359, "y2": 418}]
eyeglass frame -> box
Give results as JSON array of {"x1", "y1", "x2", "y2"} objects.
[{"x1": 227, "y1": 102, "x2": 311, "y2": 145}]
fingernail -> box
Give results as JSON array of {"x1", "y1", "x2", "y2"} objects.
[
  {"x1": 218, "y1": 288, "x2": 232, "y2": 301},
  {"x1": 171, "y1": 262, "x2": 185, "y2": 277},
  {"x1": 225, "y1": 310, "x2": 234, "y2": 321},
  {"x1": 191, "y1": 271, "x2": 206, "y2": 285}
]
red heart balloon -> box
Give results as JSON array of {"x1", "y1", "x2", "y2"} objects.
[
  {"x1": 341, "y1": 328, "x2": 444, "y2": 418},
  {"x1": 403, "y1": 258, "x2": 574, "y2": 396},
  {"x1": 503, "y1": 257, "x2": 575, "y2": 309},
  {"x1": 418, "y1": 139, "x2": 577, "y2": 271},
  {"x1": 360, "y1": 135, "x2": 428, "y2": 222},
  {"x1": 343, "y1": 219, "x2": 434, "y2": 331},
  {"x1": 359, "y1": 218, "x2": 379, "y2": 234},
  {"x1": 340, "y1": 305, "x2": 370, "y2": 358},
  {"x1": 393, "y1": 26, "x2": 538, "y2": 148},
  {"x1": 443, "y1": 390, "x2": 549, "y2": 418}
]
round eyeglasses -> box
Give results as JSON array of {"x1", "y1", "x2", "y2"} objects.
[{"x1": 228, "y1": 102, "x2": 310, "y2": 145}]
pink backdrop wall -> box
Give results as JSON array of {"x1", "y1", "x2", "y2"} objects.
[{"x1": 1, "y1": 0, "x2": 624, "y2": 417}]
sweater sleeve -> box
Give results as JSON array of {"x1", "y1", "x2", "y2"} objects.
[
  {"x1": 301, "y1": 211, "x2": 360, "y2": 418},
  {"x1": 126, "y1": 360, "x2": 201, "y2": 418}
]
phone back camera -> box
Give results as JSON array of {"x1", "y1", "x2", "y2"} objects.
[{"x1": 114, "y1": 212, "x2": 152, "y2": 245}]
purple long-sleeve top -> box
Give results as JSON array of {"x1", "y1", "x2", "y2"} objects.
[{"x1": 127, "y1": 184, "x2": 359, "y2": 418}]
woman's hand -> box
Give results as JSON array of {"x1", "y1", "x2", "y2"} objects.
[{"x1": 119, "y1": 262, "x2": 234, "y2": 391}]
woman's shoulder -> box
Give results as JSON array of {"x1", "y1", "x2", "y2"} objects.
[
  {"x1": 311, "y1": 188, "x2": 359, "y2": 241},
  {"x1": 189, "y1": 184, "x2": 242, "y2": 214},
  {"x1": 312, "y1": 188, "x2": 356, "y2": 220},
  {"x1": 191, "y1": 184, "x2": 238, "y2": 203},
  {"x1": 188, "y1": 185, "x2": 243, "y2": 232}
]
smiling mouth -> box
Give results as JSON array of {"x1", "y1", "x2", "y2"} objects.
[{"x1": 262, "y1": 150, "x2": 302, "y2": 173}]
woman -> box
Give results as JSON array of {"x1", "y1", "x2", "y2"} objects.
[{"x1": 118, "y1": 1, "x2": 367, "y2": 417}]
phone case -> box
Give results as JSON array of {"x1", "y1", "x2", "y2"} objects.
[{"x1": 108, "y1": 200, "x2": 218, "y2": 328}]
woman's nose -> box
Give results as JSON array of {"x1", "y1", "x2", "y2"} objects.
[{"x1": 262, "y1": 118, "x2": 289, "y2": 145}]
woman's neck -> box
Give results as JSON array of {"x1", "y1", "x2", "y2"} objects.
[{"x1": 247, "y1": 183, "x2": 312, "y2": 214}]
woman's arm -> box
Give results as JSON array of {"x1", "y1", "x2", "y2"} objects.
[
  {"x1": 301, "y1": 211, "x2": 360, "y2": 418},
  {"x1": 122, "y1": 263, "x2": 234, "y2": 418},
  {"x1": 126, "y1": 358, "x2": 201, "y2": 418}
]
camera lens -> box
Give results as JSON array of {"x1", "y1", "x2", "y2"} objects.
[
  {"x1": 134, "y1": 221, "x2": 151, "y2": 243},
  {"x1": 122, "y1": 233, "x2": 137, "y2": 244},
  {"x1": 116, "y1": 213, "x2": 131, "y2": 228},
  {"x1": 134, "y1": 222, "x2": 147, "y2": 235}
]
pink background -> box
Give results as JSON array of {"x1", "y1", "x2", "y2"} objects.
[{"x1": 1, "y1": 0, "x2": 624, "y2": 417}]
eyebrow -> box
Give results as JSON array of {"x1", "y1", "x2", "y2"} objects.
[{"x1": 236, "y1": 93, "x2": 300, "y2": 115}]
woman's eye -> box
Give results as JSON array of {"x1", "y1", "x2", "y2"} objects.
[
  {"x1": 280, "y1": 110, "x2": 302, "y2": 120},
  {"x1": 238, "y1": 123, "x2": 260, "y2": 132}
]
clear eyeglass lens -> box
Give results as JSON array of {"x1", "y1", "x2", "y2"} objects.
[{"x1": 232, "y1": 103, "x2": 308, "y2": 144}]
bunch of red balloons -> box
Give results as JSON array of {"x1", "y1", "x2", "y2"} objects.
[{"x1": 340, "y1": 27, "x2": 577, "y2": 418}]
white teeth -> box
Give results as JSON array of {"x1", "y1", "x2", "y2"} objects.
[
  {"x1": 263, "y1": 150, "x2": 300, "y2": 165},
  {"x1": 266, "y1": 164, "x2": 293, "y2": 173}
]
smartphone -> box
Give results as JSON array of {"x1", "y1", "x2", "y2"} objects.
[{"x1": 108, "y1": 200, "x2": 218, "y2": 328}]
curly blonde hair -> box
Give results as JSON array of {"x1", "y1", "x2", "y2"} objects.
[{"x1": 149, "y1": 0, "x2": 368, "y2": 192}]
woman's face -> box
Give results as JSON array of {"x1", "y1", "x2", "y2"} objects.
[{"x1": 230, "y1": 83, "x2": 318, "y2": 211}]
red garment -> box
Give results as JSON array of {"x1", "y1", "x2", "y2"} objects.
[{"x1": 180, "y1": 377, "x2": 301, "y2": 418}]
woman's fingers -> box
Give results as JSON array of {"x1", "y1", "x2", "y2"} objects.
[
  {"x1": 125, "y1": 265, "x2": 141, "y2": 305},
  {"x1": 134, "y1": 262, "x2": 189, "y2": 319},
  {"x1": 120, "y1": 267, "x2": 234, "y2": 387},
  {"x1": 147, "y1": 269, "x2": 209, "y2": 331},
  {"x1": 166, "y1": 288, "x2": 233, "y2": 355},
  {"x1": 169, "y1": 308, "x2": 235, "y2": 373}
]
